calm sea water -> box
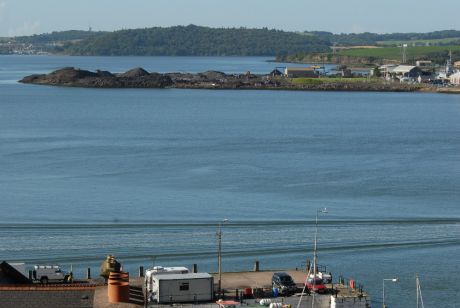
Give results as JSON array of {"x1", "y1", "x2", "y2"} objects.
[{"x1": 1, "y1": 55, "x2": 459, "y2": 307}]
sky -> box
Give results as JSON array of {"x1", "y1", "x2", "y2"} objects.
[{"x1": 1, "y1": 0, "x2": 460, "y2": 37}]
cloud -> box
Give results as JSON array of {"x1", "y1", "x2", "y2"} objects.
[{"x1": 8, "y1": 21, "x2": 41, "y2": 37}]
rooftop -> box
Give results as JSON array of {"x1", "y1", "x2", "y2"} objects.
[
  {"x1": 285, "y1": 67, "x2": 316, "y2": 71},
  {"x1": 392, "y1": 65, "x2": 417, "y2": 73},
  {"x1": 154, "y1": 273, "x2": 212, "y2": 280}
]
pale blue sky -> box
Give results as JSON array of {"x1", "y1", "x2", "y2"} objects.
[{"x1": 1, "y1": 0, "x2": 459, "y2": 37}]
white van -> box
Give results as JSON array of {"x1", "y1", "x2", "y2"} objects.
[{"x1": 34, "y1": 265, "x2": 70, "y2": 283}]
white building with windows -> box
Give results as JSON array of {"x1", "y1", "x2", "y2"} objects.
[{"x1": 449, "y1": 72, "x2": 460, "y2": 85}]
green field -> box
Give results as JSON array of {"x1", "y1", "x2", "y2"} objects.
[
  {"x1": 376, "y1": 37, "x2": 460, "y2": 46},
  {"x1": 291, "y1": 77, "x2": 374, "y2": 85},
  {"x1": 338, "y1": 45, "x2": 460, "y2": 59}
]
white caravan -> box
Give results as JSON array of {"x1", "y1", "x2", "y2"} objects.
[
  {"x1": 146, "y1": 273, "x2": 213, "y2": 304},
  {"x1": 144, "y1": 266, "x2": 189, "y2": 293}
]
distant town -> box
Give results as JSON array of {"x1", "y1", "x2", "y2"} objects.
[{"x1": 280, "y1": 50, "x2": 460, "y2": 87}]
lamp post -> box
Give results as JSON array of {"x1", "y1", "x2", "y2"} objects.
[
  {"x1": 382, "y1": 278, "x2": 399, "y2": 308},
  {"x1": 217, "y1": 218, "x2": 229, "y2": 295},
  {"x1": 311, "y1": 208, "x2": 328, "y2": 308}
]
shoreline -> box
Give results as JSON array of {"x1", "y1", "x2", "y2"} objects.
[{"x1": 19, "y1": 67, "x2": 459, "y2": 94}]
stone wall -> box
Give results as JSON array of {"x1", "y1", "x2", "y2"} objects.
[{"x1": 0, "y1": 286, "x2": 95, "y2": 308}]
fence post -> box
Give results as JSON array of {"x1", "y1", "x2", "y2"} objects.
[
  {"x1": 139, "y1": 266, "x2": 144, "y2": 277},
  {"x1": 253, "y1": 260, "x2": 259, "y2": 272}
]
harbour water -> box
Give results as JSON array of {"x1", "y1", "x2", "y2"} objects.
[{"x1": 1, "y1": 55, "x2": 459, "y2": 307}]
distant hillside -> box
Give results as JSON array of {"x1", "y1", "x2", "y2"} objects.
[
  {"x1": 3, "y1": 26, "x2": 460, "y2": 57},
  {"x1": 14, "y1": 30, "x2": 106, "y2": 44},
  {"x1": 61, "y1": 25, "x2": 331, "y2": 56},
  {"x1": 0, "y1": 30, "x2": 106, "y2": 55},
  {"x1": 308, "y1": 30, "x2": 460, "y2": 46},
  {"x1": 277, "y1": 30, "x2": 460, "y2": 65},
  {"x1": 278, "y1": 45, "x2": 460, "y2": 66}
]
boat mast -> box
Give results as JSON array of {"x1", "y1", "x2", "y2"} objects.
[
  {"x1": 416, "y1": 275, "x2": 425, "y2": 308},
  {"x1": 311, "y1": 208, "x2": 327, "y2": 308},
  {"x1": 296, "y1": 209, "x2": 327, "y2": 308},
  {"x1": 311, "y1": 210, "x2": 318, "y2": 308},
  {"x1": 296, "y1": 262, "x2": 311, "y2": 308}
]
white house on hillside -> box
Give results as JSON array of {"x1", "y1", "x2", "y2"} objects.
[{"x1": 450, "y1": 72, "x2": 460, "y2": 85}]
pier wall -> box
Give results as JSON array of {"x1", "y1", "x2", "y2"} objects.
[{"x1": 331, "y1": 296, "x2": 371, "y2": 308}]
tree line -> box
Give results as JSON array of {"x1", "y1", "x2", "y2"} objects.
[
  {"x1": 308, "y1": 30, "x2": 460, "y2": 46},
  {"x1": 58, "y1": 25, "x2": 330, "y2": 56},
  {"x1": 3, "y1": 26, "x2": 460, "y2": 56}
]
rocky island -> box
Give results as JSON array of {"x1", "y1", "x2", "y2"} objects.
[{"x1": 19, "y1": 66, "x2": 454, "y2": 93}]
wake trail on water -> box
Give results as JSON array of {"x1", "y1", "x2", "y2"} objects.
[
  {"x1": 8, "y1": 238, "x2": 460, "y2": 264},
  {"x1": 0, "y1": 218, "x2": 459, "y2": 229}
]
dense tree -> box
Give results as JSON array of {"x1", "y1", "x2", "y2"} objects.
[
  {"x1": 14, "y1": 30, "x2": 106, "y2": 44},
  {"x1": 61, "y1": 25, "x2": 330, "y2": 56},
  {"x1": 4, "y1": 26, "x2": 460, "y2": 57},
  {"x1": 308, "y1": 30, "x2": 460, "y2": 46}
]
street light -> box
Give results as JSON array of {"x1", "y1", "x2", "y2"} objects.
[
  {"x1": 382, "y1": 278, "x2": 399, "y2": 308},
  {"x1": 311, "y1": 208, "x2": 328, "y2": 308},
  {"x1": 313, "y1": 208, "x2": 328, "y2": 274},
  {"x1": 217, "y1": 218, "x2": 229, "y2": 295}
]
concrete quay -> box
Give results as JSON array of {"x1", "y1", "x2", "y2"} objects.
[{"x1": 93, "y1": 269, "x2": 370, "y2": 308}]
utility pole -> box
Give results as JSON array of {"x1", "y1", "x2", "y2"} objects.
[
  {"x1": 402, "y1": 44, "x2": 407, "y2": 64},
  {"x1": 217, "y1": 219, "x2": 229, "y2": 295}
]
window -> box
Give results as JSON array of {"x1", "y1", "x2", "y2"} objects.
[{"x1": 180, "y1": 282, "x2": 189, "y2": 291}]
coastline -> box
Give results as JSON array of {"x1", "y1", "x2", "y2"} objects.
[{"x1": 19, "y1": 67, "x2": 459, "y2": 94}]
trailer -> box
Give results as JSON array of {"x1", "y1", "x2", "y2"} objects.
[
  {"x1": 144, "y1": 266, "x2": 189, "y2": 294},
  {"x1": 146, "y1": 273, "x2": 213, "y2": 304}
]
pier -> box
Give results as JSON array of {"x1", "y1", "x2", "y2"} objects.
[{"x1": 91, "y1": 269, "x2": 370, "y2": 308}]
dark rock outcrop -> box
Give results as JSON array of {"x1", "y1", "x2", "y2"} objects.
[
  {"x1": 19, "y1": 67, "x2": 173, "y2": 88},
  {"x1": 117, "y1": 67, "x2": 150, "y2": 78},
  {"x1": 20, "y1": 67, "x2": 99, "y2": 85},
  {"x1": 19, "y1": 66, "x2": 442, "y2": 93},
  {"x1": 198, "y1": 71, "x2": 227, "y2": 81}
]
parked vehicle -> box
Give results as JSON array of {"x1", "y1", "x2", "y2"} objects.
[
  {"x1": 317, "y1": 271, "x2": 332, "y2": 284},
  {"x1": 272, "y1": 272, "x2": 298, "y2": 294},
  {"x1": 33, "y1": 265, "x2": 70, "y2": 283},
  {"x1": 145, "y1": 273, "x2": 213, "y2": 304},
  {"x1": 305, "y1": 275, "x2": 327, "y2": 293}
]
